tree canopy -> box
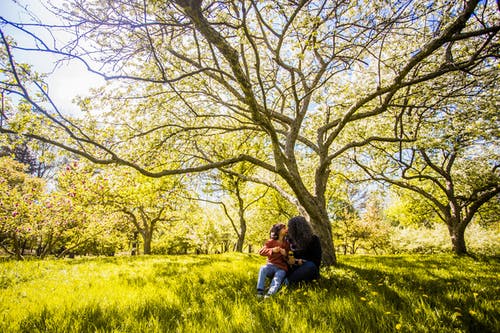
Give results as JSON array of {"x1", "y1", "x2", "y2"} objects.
[{"x1": 1, "y1": 0, "x2": 498, "y2": 264}]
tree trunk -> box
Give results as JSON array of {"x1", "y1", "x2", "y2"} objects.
[
  {"x1": 448, "y1": 223, "x2": 467, "y2": 255},
  {"x1": 42, "y1": 233, "x2": 56, "y2": 259},
  {"x1": 446, "y1": 199, "x2": 469, "y2": 255},
  {"x1": 13, "y1": 232, "x2": 24, "y2": 260},
  {"x1": 310, "y1": 212, "x2": 337, "y2": 266},
  {"x1": 292, "y1": 188, "x2": 337, "y2": 266},
  {"x1": 235, "y1": 233, "x2": 245, "y2": 252},
  {"x1": 142, "y1": 231, "x2": 152, "y2": 255},
  {"x1": 235, "y1": 205, "x2": 246, "y2": 252},
  {"x1": 131, "y1": 231, "x2": 139, "y2": 255}
]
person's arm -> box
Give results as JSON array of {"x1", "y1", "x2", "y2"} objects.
[{"x1": 258, "y1": 240, "x2": 275, "y2": 257}]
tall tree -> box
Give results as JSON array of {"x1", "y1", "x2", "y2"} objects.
[
  {"x1": 353, "y1": 66, "x2": 499, "y2": 254},
  {"x1": 1, "y1": 0, "x2": 498, "y2": 264}
]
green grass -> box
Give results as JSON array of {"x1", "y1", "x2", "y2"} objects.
[{"x1": 0, "y1": 253, "x2": 498, "y2": 332}]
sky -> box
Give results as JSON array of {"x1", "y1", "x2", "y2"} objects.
[{"x1": 1, "y1": 0, "x2": 105, "y2": 113}]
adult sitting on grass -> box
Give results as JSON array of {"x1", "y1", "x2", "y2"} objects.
[{"x1": 285, "y1": 216, "x2": 322, "y2": 285}]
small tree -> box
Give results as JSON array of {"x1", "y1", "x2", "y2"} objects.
[
  {"x1": 71, "y1": 164, "x2": 187, "y2": 255},
  {"x1": 0, "y1": 156, "x2": 45, "y2": 259}
]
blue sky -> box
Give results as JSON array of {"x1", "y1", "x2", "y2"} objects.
[{"x1": 1, "y1": 0, "x2": 104, "y2": 113}]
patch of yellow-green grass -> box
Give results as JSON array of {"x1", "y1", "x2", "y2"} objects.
[{"x1": 0, "y1": 253, "x2": 498, "y2": 332}]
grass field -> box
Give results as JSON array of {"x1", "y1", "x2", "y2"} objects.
[{"x1": 0, "y1": 253, "x2": 498, "y2": 332}]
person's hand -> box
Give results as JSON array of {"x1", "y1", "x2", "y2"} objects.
[
  {"x1": 279, "y1": 248, "x2": 287, "y2": 256},
  {"x1": 272, "y1": 247, "x2": 280, "y2": 253}
]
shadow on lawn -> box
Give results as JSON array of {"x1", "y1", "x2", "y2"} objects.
[{"x1": 320, "y1": 256, "x2": 498, "y2": 333}]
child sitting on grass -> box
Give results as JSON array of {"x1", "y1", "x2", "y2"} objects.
[{"x1": 256, "y1": 223, "x2": 290, "y2": 298}]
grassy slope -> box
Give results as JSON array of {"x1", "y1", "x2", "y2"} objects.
[{"x1": 0, "y1": 253, "x2": 498, "y2": 332}]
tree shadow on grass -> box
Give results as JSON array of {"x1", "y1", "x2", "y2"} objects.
[{"x1": 325, "y1": 257, "x2": 498, "y2": 333}]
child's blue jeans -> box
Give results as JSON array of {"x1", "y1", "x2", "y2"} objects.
[{"x1": 257, "y1": 263, "x2": 286, "y2": 295}]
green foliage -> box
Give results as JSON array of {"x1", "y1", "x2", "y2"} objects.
[
  {"x1": 329, "y1": 186, "x2": 392, "y2": 255},
  {"x1": 0, "y1": 157, "x2": 45, "y2": 258},
  {"x1": 385, "y1": 189, "x2": 439, "y2": 227},
  {"x1": 243, "y1": 188, "x2": 297, "y2": 247},
  {"x1": 390, "y1": 223, "x2": 500, "y2": 256},
  {"x1": 474, "y1": 197, "x2": 500, "y2": 227},
  {"x1": 383, "y1": 185, "x2": 500, "y2": 255},
  {"x1": 333, "y1": 212, "x2": 392, "y2": 255},
  {"x1": 56, "y1": 162, "x2": 191, "y2": 255},
  {"x1": 0, "y1": 253, "x2": 498, "y2": 332},
  {"x1": 2, "y1": 0, "x2": 498, "y2": 266},
  {"x1": 0, "y1": 157, "x2": 131, "y2": 258}
]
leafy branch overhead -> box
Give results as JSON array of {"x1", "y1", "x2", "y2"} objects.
[{"x1": 0, "y1": 0, "x2": 498, "y2": 264}]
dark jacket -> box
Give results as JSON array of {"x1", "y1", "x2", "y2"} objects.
[{"x1": 291, "y1": 235, "x2": 322, "y2": 268}]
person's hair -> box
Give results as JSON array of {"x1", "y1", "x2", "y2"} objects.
[
  {"x1": 287, "y1": 216, "x2": 314, "y2": 249},
  {"x1": 269, "y1": 223, "x2": 286, "y2": 240}
]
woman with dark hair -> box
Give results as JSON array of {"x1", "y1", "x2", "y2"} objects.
[{"x1": 286, "y1": 216, "x2": 322, "y2": 284}]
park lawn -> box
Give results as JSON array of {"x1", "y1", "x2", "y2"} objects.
[{"x1": 0, "y1": 253, "x2": 498, "y2": 332}]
